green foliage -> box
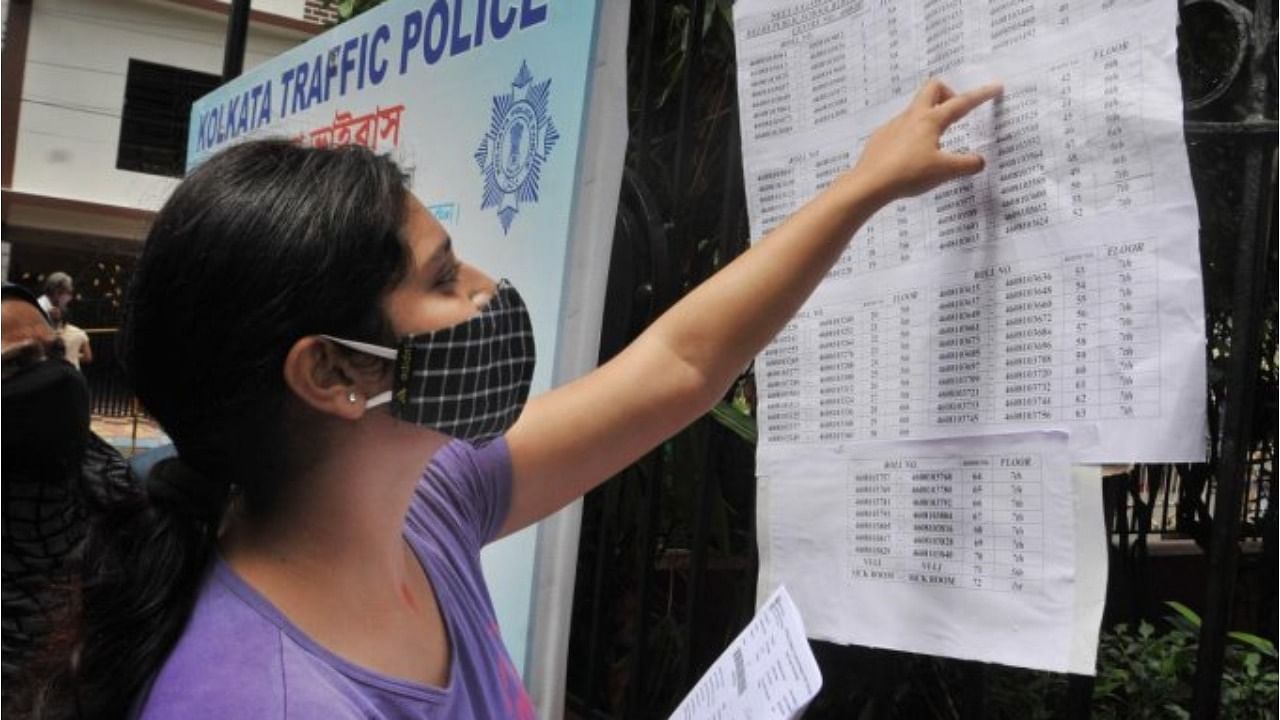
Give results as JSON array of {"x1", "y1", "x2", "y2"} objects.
[
  {"x1": 334, "y1": 0, "x2": 385, "y2": 23},
  {"x1": 1089, "y1": 603, "x2": 1278, "y2": 720},
  {"x1": 708, "y1": 380, "x2": 757, "y2": 444},
  {"x1": 1092, "y1": 621, "x2": 1198, "y2": 719},
  {"x1": 649, "y1": 0, "x2": 736, "y2": 111},
  {"x1": 817, "y1": 602, "x2": 1280, "y2": 720}
]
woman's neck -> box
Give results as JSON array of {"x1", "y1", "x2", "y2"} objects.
[
  {"x1": 220, "y1": 415, "x2": 449, "y2": 617},
  {"x1": 218, "y1": 415, "x2": 455, "y2": 686}
]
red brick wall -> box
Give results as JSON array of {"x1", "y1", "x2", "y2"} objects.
[{"x1": 303, "y1": 0, "x2": 337, "y2": 26}]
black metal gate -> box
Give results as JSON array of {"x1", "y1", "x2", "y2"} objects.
[{"x1": 566, "y1": 1, "x2": 1277, "y2": 718}]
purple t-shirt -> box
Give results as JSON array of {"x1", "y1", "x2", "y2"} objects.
[{"x1": 132, "y1": 439, "x2": 536, "y2": 719}]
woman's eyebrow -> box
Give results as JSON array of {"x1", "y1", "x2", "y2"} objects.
[{"x1": 425, "y1": 234, "x2": 455, "y2": 271}]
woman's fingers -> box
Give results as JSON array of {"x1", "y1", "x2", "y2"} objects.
[
  {"x1": 849, "y1": 79, "x2": 1002, "y2": 203},
  {"x1": 931, "y1": 83, "x2": 1001, "y2": 180},
  {"x1": 910, "y1": 78, "x2": 952, "y2": 111},
  {"x1": 933, "y1": 81, "x2": 957, "y2": 106},
  {"x1": 941, "y1": 151, "x2": 986, "y2": 177},
  {"x1": 932, "y1": 82, "x2": 1003, "y2": 128}
]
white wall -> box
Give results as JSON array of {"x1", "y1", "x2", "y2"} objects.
[
  {"x1": 12, "y1": 0, "x2": 307, "y2": 211},
  {"x1": 209, "y1": 0, "x2": 308, "y2": 20}
]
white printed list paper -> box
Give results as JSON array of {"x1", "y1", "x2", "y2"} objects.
[
  {"x1": 734, "y1": 0, "x2": 1207, "y2": 463},
  {"x1": 756, "y1": 432, "x2": 1108, "y2": 674},
  {"x1": 670, "y1": 586, "x2": 823, "y2": 720}
]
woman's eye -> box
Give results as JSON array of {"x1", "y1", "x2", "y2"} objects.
[{"x1": 436, "y1": 262, "x2": 460, "y2": 287}]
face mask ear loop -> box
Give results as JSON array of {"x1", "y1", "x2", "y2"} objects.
[
  {"x1": 321, "y1": 335, "x2": 397, "y2": 409},
  {"x1": 321, "y1": 335, "x2": 397, "y2": 360}
]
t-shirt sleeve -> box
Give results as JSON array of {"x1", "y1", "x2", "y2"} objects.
[{"x1": 409, "y1": 438, "x2": 514, "y2": 551}]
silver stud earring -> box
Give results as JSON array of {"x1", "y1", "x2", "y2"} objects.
[{"x1": 347, "y1": 391, "x2": 358, "y2": 404}]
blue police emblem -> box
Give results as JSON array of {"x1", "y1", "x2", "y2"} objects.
[{"x1": 475, "y1": 61, "x2": 560, "y2": 234}]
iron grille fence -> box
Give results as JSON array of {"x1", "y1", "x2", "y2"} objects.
[{"x1": 83, "y1": 329, "x2": 133, "y2": 418}]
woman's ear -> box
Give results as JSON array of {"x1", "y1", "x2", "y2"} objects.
[{"x1": 282, "y1": 336, "x2": 380, "y2": 420}]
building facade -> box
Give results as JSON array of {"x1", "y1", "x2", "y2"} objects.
[{"x1": 1, "y1": 0, "x2": 330, "y2": 326}]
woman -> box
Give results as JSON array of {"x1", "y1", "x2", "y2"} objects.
[
  {"x1": 2, "y1": 285, "x2": 132, "y2": 688},
  {"x1": 20, "y1": 80, "x2": 998, "y2": 718}
]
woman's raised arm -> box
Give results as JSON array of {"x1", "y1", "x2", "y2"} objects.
[{"x1": 501, "y1": 80, "x2": 1002, "y2": 537}]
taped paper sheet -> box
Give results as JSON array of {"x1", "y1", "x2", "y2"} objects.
[
  {"x1": 671, "y1": 586, "x2": 823, "y2": 720},
  {"x1": 734, "y1": 0, "x2": 1207, "y2": 463},
  {"x1": 756, "y1": 432, "x2": 1107, "y2": 674}
]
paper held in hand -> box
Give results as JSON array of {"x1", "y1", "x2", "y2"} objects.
[{"x1": 670, "y1": 586, "x2": 822, "y2": 720}]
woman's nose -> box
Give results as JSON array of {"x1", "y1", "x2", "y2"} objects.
[{"x1": 461, "y1": 263, "x2": 497, "y2": 310}]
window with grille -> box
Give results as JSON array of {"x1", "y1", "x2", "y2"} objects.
[{"x1": 116, "y1": 59, "x2": 219, "y2": 177}]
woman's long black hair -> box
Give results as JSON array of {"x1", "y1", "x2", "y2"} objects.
[{"x1": 16, "y1": 139, "x2": 410, "y2": 719}]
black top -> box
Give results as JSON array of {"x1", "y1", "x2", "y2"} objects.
[{"x1": 1, "y1": 432, "x2": 136, "y2": 678}]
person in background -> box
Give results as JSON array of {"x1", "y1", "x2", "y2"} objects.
[
  {"x1": 13, "y1": 80, "x2": 1000, "y2": 718},
  {"x1": 1, "y1": 283, "x2": 134, "y2": 689},
  {"x1": 36, "y1": 272, "x2": 74, "y2": 317},
  {"x1": 47, "y1": 307, "x2": 93, "y2": 371}
]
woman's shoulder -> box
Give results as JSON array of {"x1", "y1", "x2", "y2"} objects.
[
  {"x1": 132, "y1": 563, "x2": 368, "y2": 720},
  {"x1": 408, "y1": 439, "x2": 514, "y2": 551},
  {"x1": 133, "y1": 567, "x2": 287, "y2": 718}
]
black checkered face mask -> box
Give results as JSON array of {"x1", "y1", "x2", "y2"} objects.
[{"x1": 324, "y1": 280, "x2": 535, "y2": 444}]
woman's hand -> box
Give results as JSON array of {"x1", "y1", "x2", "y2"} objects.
[{"x1": 846, "y1": 79, "x2": 1003, "y2": 207}]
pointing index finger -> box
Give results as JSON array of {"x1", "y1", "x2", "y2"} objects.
[{"x1": 932, "y1": 82, "x2": 1003, "y2": 128}]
